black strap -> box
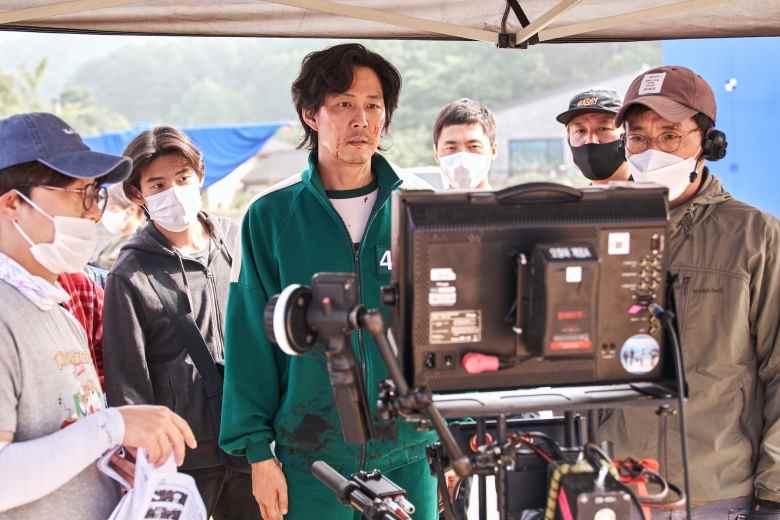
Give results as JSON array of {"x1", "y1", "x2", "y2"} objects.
[
  {"x1": 142, "y1": 258, "x2": 224, "y2": 432},
  {"x1": 139, "y1": 219, "x2": 246, "y2": 467},
  {"x1": 508, "y1": 0, "x2": 531, "y2": 27},
  {"x1": 499, "y1": 0, "x2": 539, "y2": 48}
]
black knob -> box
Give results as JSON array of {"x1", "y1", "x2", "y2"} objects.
[
  {"x1": 380, "y1": 284, "x2": 398, "y2": 306},
  {"x1": 264, "y1": 295, "x2": 280, "y2": 344}
]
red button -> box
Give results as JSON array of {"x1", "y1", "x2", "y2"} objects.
[{"x1": 549, "y1": 340, "x2": 592, "y2": 351}]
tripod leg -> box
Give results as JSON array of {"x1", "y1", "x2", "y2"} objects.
[
  {"x1": 657, "y1": 406, "x2": 671, "y2": 480},
  {"x1": 478, "y1": 419, "x2": 487, "y2": 520},
  {"x1": 588, "y1": 410, "x2": 598, "y2": 444},
  {"x1": 497, "y1": 414, "x2": 509, "y2": 520},
  {"x1": 564, "y1": 411, "x2": 576, "y2": 448}
]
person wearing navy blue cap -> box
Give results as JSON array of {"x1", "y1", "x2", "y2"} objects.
[{"x1": 0, "y1": 112, "x2": 197, "y2": 520}]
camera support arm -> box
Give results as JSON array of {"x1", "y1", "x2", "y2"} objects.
[{"x1": 361, "y1": 309, "x2": 473, "y2": 478}]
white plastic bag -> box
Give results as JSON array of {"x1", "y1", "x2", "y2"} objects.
[{"x1": 98, "y1": 447, "x2": 207, "y2": 520}]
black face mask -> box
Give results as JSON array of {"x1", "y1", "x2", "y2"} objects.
[{"x1": 570, "y1": 140, "x2": 626, "y2": 181}]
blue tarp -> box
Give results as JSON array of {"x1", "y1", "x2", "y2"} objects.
[{"x1": 84, "y1": 123, "x2": 284, "y2": 188}]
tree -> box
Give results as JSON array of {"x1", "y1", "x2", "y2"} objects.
[
  {"x1": 0, "y1": 58, "x2": 129, "y2": 135},
  {"x1": 69, "y1": 38, "x2": 661, "y2": 165}
]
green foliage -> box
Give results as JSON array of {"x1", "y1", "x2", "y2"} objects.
[
  {"x1": 0, "y1": 58, "x2": 129, "y2": 135},
  {"x1": 365, "y1": 40, "x2": 659, "y2": 166},
  {"x1": 70, "y1": 38, "x2": 659, "y2": 167}
]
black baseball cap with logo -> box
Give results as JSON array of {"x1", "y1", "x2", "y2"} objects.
[{"x1": 556, "y1": 88, "x2": 623, "y2": 125}]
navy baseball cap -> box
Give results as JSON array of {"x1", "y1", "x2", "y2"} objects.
[
  {"x1": 556, "y1": 88, "x2": 623, "y2": 125},
  {"x1": 0, "y1": 112, "x2": 131, "y2": 184}
]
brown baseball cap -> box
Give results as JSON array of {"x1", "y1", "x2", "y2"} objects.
[{"x1": 615, "y1": 66, "x2": 716, "y2": 126}]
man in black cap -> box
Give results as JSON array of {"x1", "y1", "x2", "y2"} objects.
[{"x1": 556, "y1": 88, "x2": 629, "y2": 184}]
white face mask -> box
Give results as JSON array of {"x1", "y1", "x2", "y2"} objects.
[
  {"x1": 628, "y1": 149, "x2": 699, "y2": 201},
  {"x1": 101, "y1": 208, "x2": 128, "y2": 235},
  {"x1": 13, "y1": 190, "x2": 98, "y2": 275},
  {"x1": 438, "y1": 152, "x2": 492, "y2": 190},
  {"x1": 145, "y1": 184, "x2": 202, "y2": 232}
]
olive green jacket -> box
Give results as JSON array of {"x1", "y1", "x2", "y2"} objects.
[{"x1": 602, "y1": 173, "x2": 780, "y2": 505}]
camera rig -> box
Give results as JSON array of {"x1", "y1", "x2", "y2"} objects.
[{"x1": 264, "y1": 183, "x2": 692, "y2": 520}]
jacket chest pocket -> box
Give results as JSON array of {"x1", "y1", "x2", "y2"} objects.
[{"x1": 672, "y1": 267, "x2": 750, "y2": 374}]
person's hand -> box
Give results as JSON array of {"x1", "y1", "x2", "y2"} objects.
[
  {"x1": 109, "y1": 447, "x2": 137, "y2": 487},
  {"x1": 117, "y1": 405, "x2": 197, "y2": 467},
  {"x1": 445, "y1": 469, "x2": 459, "y2": 499},
  {"x1": 252, "y1": 458, "x2": 288, "y2": 520},
  {"x1": 438, "y1": 469, "x2": 460, "y2": 511}
]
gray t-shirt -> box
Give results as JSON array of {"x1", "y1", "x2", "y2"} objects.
[{"x1": 0, "y1": 280, "x2": 118, "y2": 520}]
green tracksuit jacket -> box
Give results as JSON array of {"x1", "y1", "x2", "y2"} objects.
[{"x1": 220, "y1": 152, "x2": 437, "y2": 518}]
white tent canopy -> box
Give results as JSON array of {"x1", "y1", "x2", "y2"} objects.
[{"x1": 0, "y1": 0, "x2": 778, "y2": 46}]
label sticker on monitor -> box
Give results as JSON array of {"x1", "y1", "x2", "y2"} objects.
[
  {"x1": 430, "y1": 310, "x2": 481, "y2": 344},
  {"x1": 431, "y1": 268, "x2": 457, "y2": 281},
  {"x1": 429, "y1": 282, "x2": 456, "y2": 306},
  {"x1": 619, "y1": 334, "x2": 660, "y2": 374},
  {"x1": 608, "y1": 232, "x2": 631, "y2": 255},
  {"x1": 565, "y1": 266, "x2": 583, "y2": 283}
]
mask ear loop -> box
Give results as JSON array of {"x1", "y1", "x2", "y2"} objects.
[
  {"x1": 125, "y1": 184, "x2": 151, "y2": 220},
  {"x1": 13, "y1": 189, "x2": 53, "y2": 220},
  {"x1": 10, "y1": 190, "x2": 50, "y2": 247}
]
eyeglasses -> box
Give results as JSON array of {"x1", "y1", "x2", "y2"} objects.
[
  {"x1": 626, "y1": 128, "x2": 700, "y2": 154},
  {"x1": 36, "y1": 183, "x2": 108, "y2": 215}
]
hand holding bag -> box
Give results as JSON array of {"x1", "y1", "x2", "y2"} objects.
[{"x1": 98, "y1": 447, "x2": 207, "y2": 520}]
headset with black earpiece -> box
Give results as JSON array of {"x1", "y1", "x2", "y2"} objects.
[{"x1": 702, "y1": 128, "x2": 728, "y2": 161}]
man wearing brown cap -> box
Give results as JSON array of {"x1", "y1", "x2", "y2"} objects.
[
  {"x1": 556, "y1": 88, "x2": 630, "y2": 183},
  {"x1": 602, "y1": 65, "x2": 780, "y2": 518}
]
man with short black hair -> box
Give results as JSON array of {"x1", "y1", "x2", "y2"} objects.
[
  {"x1": 220, "y1": 44, "x2": 436, "y2": 520},
  {"x1": 433, "y1": 98, "x2": 497, "y2": 189},
  {"x1": 601, "y1": 66, "x2": 780, "y2": 518},
  {"x1": 556, "y1": 88, "x2": 629, "y2": 183}
]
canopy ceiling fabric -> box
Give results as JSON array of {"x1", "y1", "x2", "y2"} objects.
[
  {"x1": 84, "y1": 123, "x2": 283, "y2": 188},
  {"x1": 0, "y1": 1, "x2": 778, "y2": 44}
]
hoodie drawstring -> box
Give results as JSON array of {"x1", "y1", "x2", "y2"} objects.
[{"x1": 174, "y1": 250, "x2": 196, "y2": 315}]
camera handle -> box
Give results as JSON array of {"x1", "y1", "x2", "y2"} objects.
[
  {"x1": 495, "y1": 182, "x2": 583, "y2": 205},
  {"x1": 312, "y1": 461, "x2": 413, "y2": 520},
  {"x1": 322, "y1": 332, "x2": 375, "y2": 445}
]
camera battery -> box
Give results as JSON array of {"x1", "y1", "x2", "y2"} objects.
[
  {"x1": 527, "y1": 244, "x2": 599, "y2": 358},
  {"x1": 572, "y1": 490, "x2": 632, "y2": 520},
  {"x1": 556, "y1": 470, "x2": 632, "y2": 520}
]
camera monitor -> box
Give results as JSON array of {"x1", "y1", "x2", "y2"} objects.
[{"x1": 387, "y1": 183, "x2": 672, "y2": 393}]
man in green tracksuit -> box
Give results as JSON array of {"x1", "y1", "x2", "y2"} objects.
[{"x1": 220, "y1": 43, "x2": 437, "y2": 520}]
